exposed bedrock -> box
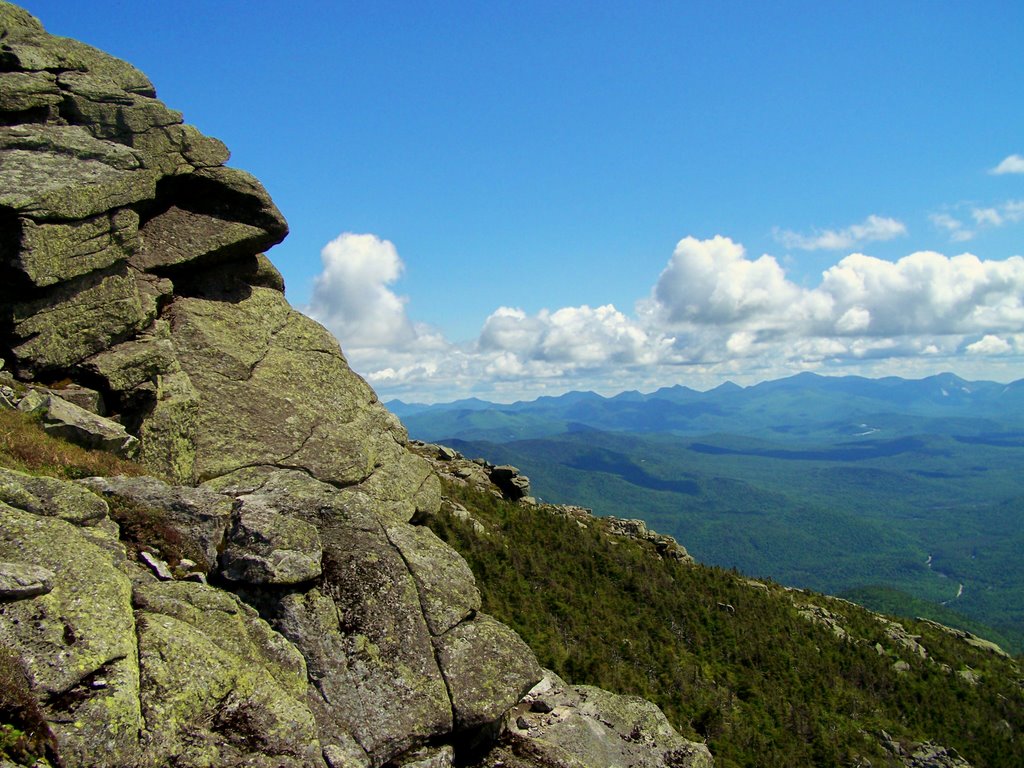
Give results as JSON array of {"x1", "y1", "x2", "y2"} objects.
[{"x1": 0, "y1": 4, "x2": 712, "y2": 767}]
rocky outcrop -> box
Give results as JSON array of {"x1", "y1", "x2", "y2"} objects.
[
  {"x1": 0, "y1": 5, "x2": 712, "y2": 768},
  {"x1": 479, "y1": 671, "x2": 714, "y2": 768},
  {"x1": 0, "y1": 460, "x2": 548, "y2": 767},
  {"x1": 917, "y1": 618, "x2": 1011, "y2": 659},
  {"x1": 489, "y1": 464, "x2": 532, "y2": 501},
  {"x1": 13, "y1": 385, "x2": 139, "y2": 457},
  {"x1": 879, "y1": 731, "x2": 974, "y2": 768},
  {"x1": 0, "y1": 1, "x2": 432, "y2": 520}
]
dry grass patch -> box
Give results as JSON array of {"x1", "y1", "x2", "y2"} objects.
[{"x1": 0, "y1": 409, "x2": 146, "y2": 479}]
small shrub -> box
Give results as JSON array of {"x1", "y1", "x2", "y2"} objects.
[
  {"x1": 0, "y1": 648, "x2": 50, "y2": 765},
  {"x1": 106, "y1": 495, "x2": 205, "y2": 569},
  {"x1": 0, "y1": 408, "x2": 146, "y2": 479}
]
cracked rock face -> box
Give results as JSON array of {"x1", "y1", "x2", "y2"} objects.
[
  {"x1": 0, "y1": 1, "x2": 439, "y2": 518},
  {"x1": 0, "y1": 464, "x2": 545, "y2": 768},
  {"x1": 0, "y1": 6, "x2": 713, "y2": 768},
  {"x1": 479, "y1": 671, "x2": 715, "y2": 768}
]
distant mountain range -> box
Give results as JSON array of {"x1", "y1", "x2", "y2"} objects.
[
  {"x1": 389, "y1": 372, "x2": 1024, "y2": 443},
  {"x1": 390, "y1": 372, "x2": 1024, "y2": 653}
]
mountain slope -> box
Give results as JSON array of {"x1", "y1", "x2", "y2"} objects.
[
  {"x1": 397, "y1": 374, "x2": 1024, "y2": 653},
  {"x1": 444, "y1": 426, "x2": 1024, "y2": 654},
  {"x1": 417, "y1": 462, "x2": 1022, "y2": 768}
]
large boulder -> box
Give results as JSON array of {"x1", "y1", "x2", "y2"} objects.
[
  {"x1": 434, "y1": 614, "x2": 542, "y2": 731},
  {"x1": 133, "y1": 580, "x2": 323, "y2": 768},
  {"x1": 220, "y1": 499, "x2": 323, "y2": 585},
  {"x1": 479, "y1": 671, "x2": 714, "y2": 768},
  {"x1": 76, "y1": 474, "x2": 233, "y2": 572},
  {"x1": 0, "y1": 496, "x2": 141, "y2": 768}
]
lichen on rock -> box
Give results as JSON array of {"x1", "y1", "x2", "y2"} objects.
[{"x1": 0, "y1": 4, "x2": 714, "y2": 768}]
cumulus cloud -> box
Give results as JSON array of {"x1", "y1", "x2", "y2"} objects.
[
  {"x1": 485, "y1": 304, "x2": 657, "y2": 365},
  {"x1": 773, "y1": 215, "x2": 907, "y2": 251},
  {"x1": 991, "y1": 154, "x2": 1024, "y2": 175},
  {"x1": 306, "y1": 233, "x2": 416, "y2": 348},
  {"x1": 966, "y1": 335, "x2": 1012, "y2": 355},
  {"x1": 815, "y1": 251, "x2": 1024, "y2": 336},
  {"x1": 648, "y1": 236, "x2": 801, "y2": 325},
  {"x1": 306, "y1": 232, "x2": 1024, "y2": 402},
  {"x1": 637, "y1": 240, "x2": 1024, "y2": 377}
]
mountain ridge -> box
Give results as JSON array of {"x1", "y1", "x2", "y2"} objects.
[
  {"x1": 0, "y1": 4, "x2": 1019, "y2": 767},
  {"x1": 389, "y1": 370, "x2": 1024, "y2": 417},
  {"x1": 392, "y1": 371, "x2": 1024, "y2": 445}
]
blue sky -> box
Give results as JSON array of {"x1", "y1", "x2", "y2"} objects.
[{"x1": 24, "y1": 1, "x2": 1024, "y2": 401}]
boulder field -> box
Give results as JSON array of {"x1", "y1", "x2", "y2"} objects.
[{"x1": 0, "y1": 4, "x2": 712, "y2": 767}]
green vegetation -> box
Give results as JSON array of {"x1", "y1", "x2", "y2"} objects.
[
  {"x1": 449, "y1": 427, "x2": 1024, "y2": 654},
  {"x1": 0, "y1": 409, "x2": 198, "y2": 568},
  {"x1": 0, "y1": 408, "x2": 144, "y2": 480},
  {"x1": 405, "y1": 374, "x2": 1024, "y2": 653},
  {"x1": 429, "y1": 479, "x2": 1024, "y2": 768},
  {"x1": 842, "y1": 585, "x2": 1018, "y2": 654},
  {"x1": 0, "y1": 647, "x2": 50, "y2": 766},
  {"x1": 0, "y1": 409, "x2": 152, "y2": 766}
]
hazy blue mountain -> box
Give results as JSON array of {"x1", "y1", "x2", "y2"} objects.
[
  {"x1": 391, "y1": 372, "x2": 1024, "y2": 443},
  {"x1": 394, "y1": 372, "x2": 1024, "y2": 652}
]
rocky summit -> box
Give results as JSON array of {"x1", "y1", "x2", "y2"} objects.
[{"x1": 0, "y1": 4, "x2": 713, "y2": 767}]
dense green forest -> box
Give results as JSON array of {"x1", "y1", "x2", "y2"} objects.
[
  {"x1": 427, "y1": 479, "x2": 1024, "y2": 768},
  {"x1": 445, "y1": 429, "x2": 1024, "y2": 654},
  {"x1": 398, "y1": 373, "x2": 1024, "y2": 654}
]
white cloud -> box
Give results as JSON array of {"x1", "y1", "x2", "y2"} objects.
[
  {"x1": 991, "y1": 154, "x2": 1024, "y2": 175},
  {"x1": 305, "y1": 233, "x2": 1024, "y2": 402},
  {"x1": 306, "y1": 233, "x2": 416, "y2": 348},
  {"x1": 480, "y1": 304, "x2": 657, "y2": 368},
  {"x1": 933, "y1": 200, "x2": 1024, "y2": 243},
  {"x1": 479, "y1": 307, "x2": 545, "y2": 354},
  {"x1": 972, "y1": 207, "x2": 1003, "y2": 226},
  {"x1": 966, "y1": 335, "x2": 1012, "y2": 355},
  {"x1": 929, "y1": 212, "x2": 974, "y2": 242},
  {"x1": 835, "y1": 306, "x2": 871, "y2": 333},
  {"x1": 649, "y1": 235, "x2": 800, "y2": 325},
  {"x1": 773, "y1": 215, "x2": 907, "y2": 251},
  {"x1": 968, "y1": 200, "x2": 1024, "y2": 230}
]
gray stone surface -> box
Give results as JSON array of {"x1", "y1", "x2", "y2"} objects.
[
  {"x1": 136, "y1": 205, "x2": 278, "y2": 271},
  {"x1": 5, "y1": 266, "x2": 151, "y2": 376},
  {"x1": 434, "y1": 613, "x2": 542, "y2": 731},
  {"x1": 0, "y1": 561, "x2": 54, "y2": 599},
  {"x1": 0, "y1": 499, "x2": 142, "y2": 767},
  {"x1": 221, "y1": 500, "x2": 323, "y2": 585},
  {"x1": 479, "y1": 671, "x2": 714, "y2": 768},
  {"x1": 490, "y1": 465, "x2": 531, "y2": 500},
  {"x1": 134, "y1": 580, "x2": 324, "y2": 768},
  {"x1": 0, "y1": 465, "x2": 109, "y2": 524},
  {"x1": 9, "y1": 208, "x2": 139, "y2": 287},
  {"x1": 40, "y1": 391, "x2": 139, "y2": 456},
  {"x1": 386, "y1": 521, "x2": 481, "y2": 636},
  {"x1": 268, "y1": 496, "x2": 454, "y2": 763},
  {"x1": 0, "y1": 124, "x2": 155, "y2": 220},
  {"x1": 77, "y1": 474, "x2": 232, "y2": 572},
  {"x1": 80, "y1": 333, "x2": 178, "y2": 393}
]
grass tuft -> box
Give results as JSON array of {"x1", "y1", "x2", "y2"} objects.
[{"x1": 0, "y1": 408, "x2": 146, "y2": 480}]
